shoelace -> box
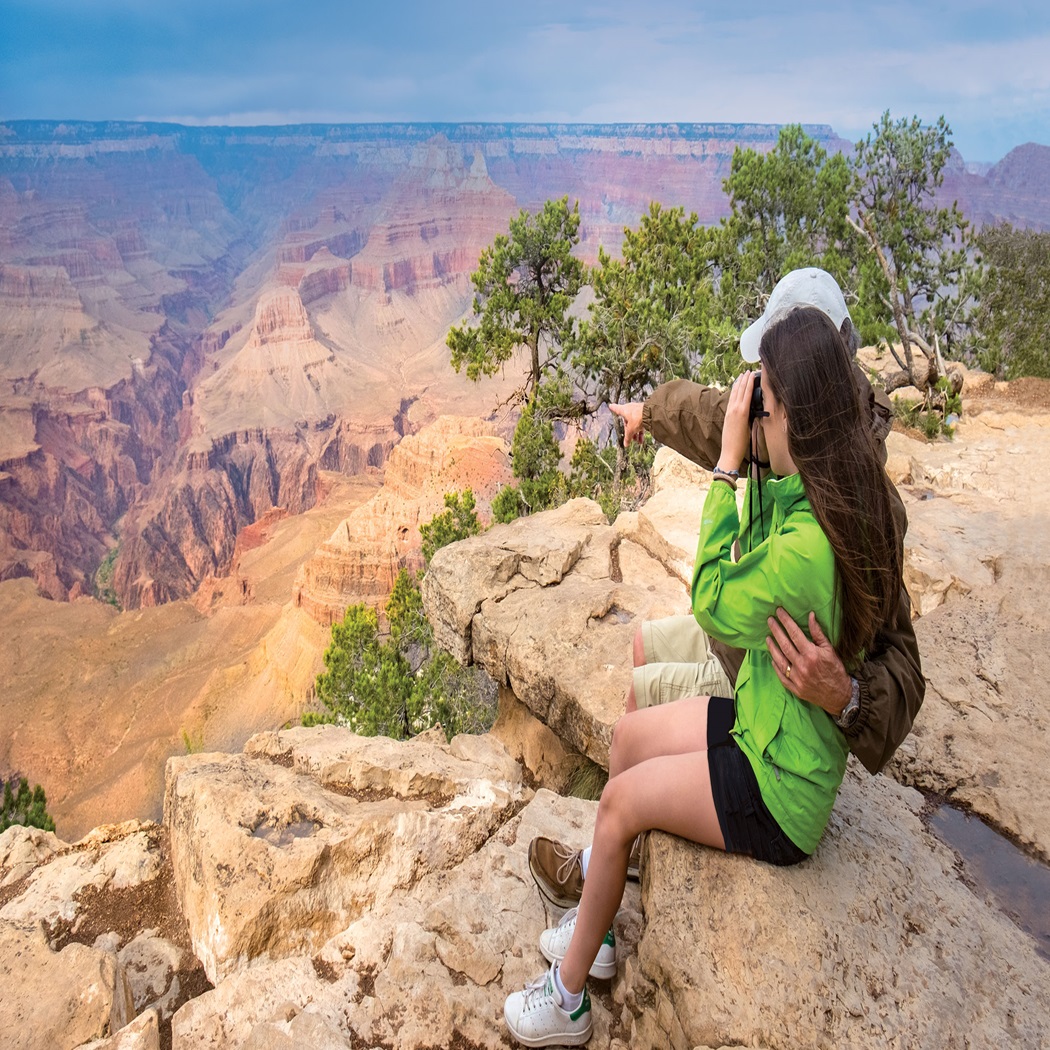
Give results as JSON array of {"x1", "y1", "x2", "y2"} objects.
[
  {"x1": 554, "y1": 846, "x2": 582, "y2": 885},
  {"x1": 522, "y1": 971, "x2": 555, "y2": 1011}
]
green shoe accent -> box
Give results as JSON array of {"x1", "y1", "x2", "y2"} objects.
[
  {"x1": 569, "y1": 988, "x2": 591, "y2": 1022},
  {"x1": 602, "y1": 927, "x2": 615, "y2": 948}
]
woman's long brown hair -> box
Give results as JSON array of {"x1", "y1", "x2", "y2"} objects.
[{"x1": 760, "y1": 307, "x2": 903, "y2": 666}]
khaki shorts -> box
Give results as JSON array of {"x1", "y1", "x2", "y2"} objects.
[{"x1": 633, "y1": 615, "x2": 733, "y2": 709}]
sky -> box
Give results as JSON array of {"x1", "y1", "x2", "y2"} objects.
[{"x1": 1, "y1": 0, "x2": 1048, "y2": 163}]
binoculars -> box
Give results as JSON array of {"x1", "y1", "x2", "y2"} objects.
[{"x1": 749, "y1": 371, "x2": 769, "y2": 424}]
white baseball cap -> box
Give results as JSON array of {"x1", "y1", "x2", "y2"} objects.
[{"x1": 739, "y1": 267, "x2": 851, "y2": 363}]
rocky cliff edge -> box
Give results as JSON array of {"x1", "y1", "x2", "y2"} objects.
[{"x1": 3, "y1": 384, "x2": 1050, "y2": 1048}]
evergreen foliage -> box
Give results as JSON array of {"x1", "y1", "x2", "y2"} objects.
[
  {"x1": 447, "y1": 196, "x2": 584, "y2": 406},
  {"x1": 1, "y1": 777, "x2": 56, "y2": 833},
  {"x1": 717, "y1": 124, "x2": 854, "y2": 332},
  {"x1": 305, "y1": 495, "x2": 496, "y2": 739},
  {"x1": 419, "y1": 489, "x2": 482, "y2": 567},
  {"x1": 849, "y1": 112, "x2": 974, "y2": 384},
  {"x1": 971, "y1": 223, "x2": 1050, "y2": 379},
  {"x1": 571, "y1": 203, "x2": 717, "y2": 498}
]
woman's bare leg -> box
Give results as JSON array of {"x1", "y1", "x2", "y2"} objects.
[
  {"x1": 558, "y1": 703, "x2": 725, "y2": 993},
  {"x1": 558, "y1": 752, "x2": 724, "y2": 992}
]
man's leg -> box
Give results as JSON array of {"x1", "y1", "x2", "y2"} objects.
[{"x1": 627, "y1": 614, "x2": 732, "y2": 713}]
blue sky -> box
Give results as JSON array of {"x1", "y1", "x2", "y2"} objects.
[{"x1": 1, "y1": 0, "x2": 1047, "y2": 162}]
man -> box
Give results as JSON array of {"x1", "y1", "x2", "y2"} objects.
[{"x1": 531, "y1": 268, "x2": 924, "y2": 909}]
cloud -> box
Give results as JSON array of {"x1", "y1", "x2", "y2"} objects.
[{"x1": 0, "y1": 0, "x2": 1046, "y2": 160}]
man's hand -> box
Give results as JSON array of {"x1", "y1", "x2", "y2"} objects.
[
  {"x1": 766, "y1": 609, "x2": 851, "y2": 718},
  {"x1": 609, "y1": 402, "x2": 645, "y2": 445}
]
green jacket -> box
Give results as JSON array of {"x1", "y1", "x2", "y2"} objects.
[
  {"x1": 646, "y1": 375, "x2": 923, "y2": 776},
  {"x1": 692, "y1": 472, "x2": 848, "y2": 855}
]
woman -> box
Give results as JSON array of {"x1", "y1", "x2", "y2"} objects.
[{"x1": 503, "y1": 306, "x2": 903, "y2": 1047}]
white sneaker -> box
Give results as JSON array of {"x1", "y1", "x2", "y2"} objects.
[
  {"x1": 538, "y1": 906, "x2": 616, "y2": 980},
  {"x1": 504, "y1": 962, "x2": 593, "y2": 1047}
]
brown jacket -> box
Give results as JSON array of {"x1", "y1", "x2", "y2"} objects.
[{"x1": 642, "y1": 371, "x2": 924, "y2": 774}]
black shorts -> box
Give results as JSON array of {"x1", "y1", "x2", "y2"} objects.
[{"x1": 707, "y1": 696, "x2": 809, "y2": 867}]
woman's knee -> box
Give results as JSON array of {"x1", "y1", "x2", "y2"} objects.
[
  {"x1": 609, "y1": 712, "x2": 639, "y2": 775},
  {"x1": 594, "y1": 774, "x2": 636, "y2": 845}
]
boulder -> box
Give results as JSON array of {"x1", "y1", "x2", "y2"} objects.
[
  {"x1": 0, "y1": 920, "x2": 134, "y2": 1050},
  {"x1": 0, "y1": 820, "x2": 162, "y2": 932},
  {"x1": 631, "y1": 764, "x2": 1049, "y2": 1048},
  {"x1": 0, "y1": 819, "x2": 209, "y2": 1041},
  {"x1": 0, "y1": 824, "x2": 67, "y2": 887},
  {"x1": 164, "y1": 725, "x2": 527, "y2": 983},
  {"x1": 74, "y1": 1008, "x2": 161, "y2": 1050},
  {"x1": 615, "y1": 445, "x2": 727, "y2": 586},
  {"x1": 423, "y1": 496, "x2": 691, "y2": 768}
]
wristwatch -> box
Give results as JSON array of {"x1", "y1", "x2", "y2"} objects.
[{"x1": 834, "y1": 677, "x2": 861, "y2": 729}]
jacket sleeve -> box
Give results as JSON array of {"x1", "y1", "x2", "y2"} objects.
[
  {"x1": 643, "y1": 380, "x2": 729, "y2": 470},
  {"x1": 846, "y1": 585, "x2": 925, "y2": 774}
]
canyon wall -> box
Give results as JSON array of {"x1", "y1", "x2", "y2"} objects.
[{"x1": 2, "y1": 122, "x2": 1049, "y2": 608}]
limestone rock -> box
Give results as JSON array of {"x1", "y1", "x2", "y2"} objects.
[
  {"x1": 170, "y1": 789, "x2": 641, "y2": 1050},
  {"x1": 0, "y1": 823, "x2": 68, "y2": 887},
  {"x1": 164, "y1": 725, "x2": 526, "y2": 983},
  {"x1": 0, "y1": 920, "x2": 135, "y2": 1050},
  {"x1": 616, "y1": 445, "x2": 740, "y2": 586},
  {"x1": 879, "y1": 413, "x2": 1050, "y2": 859},
  {"x1": 168, "y1": 750, "x2": 1049, "y2": 1049},
  {"x1": 116, "y1": 929, "x2": 190, "y2": 1019},
  {"x1": 424, "y1": 497, "x2": 691, "y2": 768},
  {"x1": 489, "y1": 685, "x2": 579, "y2": 792},
  {"x1": 0, "y1": 821, "x2": 163, "y2": 930},
  {"x1": 0, "y1": 818, "x2": 210, "y2": 1039},
  {"x1": 75, "y1": 1008, "x2": 161, "y2": 1050},
  {"x1": 630, "y1": 764, "x2": 1050, "y2": 1049},
  {"x1": 894, "y1": 559, "x2": 1050, "y2": 861}
]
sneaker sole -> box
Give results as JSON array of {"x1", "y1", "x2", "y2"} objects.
[
  {"x1": 539, "y1": 940, "x2": 616, "y2": 981},
  {"x1": 503, "y1": 1018, "x2": 593, "y2": 1048}
]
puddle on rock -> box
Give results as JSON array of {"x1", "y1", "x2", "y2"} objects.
[
  {"x1": 928, "y1": 801, "x2": 1050, "y2": 961},
  {"x1": 252, "y1": 819, "x2": 321, "y2": 847}
]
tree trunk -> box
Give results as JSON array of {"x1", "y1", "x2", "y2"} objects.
[{"x1": 528, "y1": 328, "x2": 540, "y2": 402}]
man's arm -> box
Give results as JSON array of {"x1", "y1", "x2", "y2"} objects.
[
  {"x1": 842, "y1": 588, "x2": 925, "y2": 773},
  {"x1": 641, "y1": 380, "x2": 729, "y2": 470}
]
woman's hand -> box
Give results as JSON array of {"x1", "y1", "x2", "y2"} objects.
[{"x1": 719, "y1": 370, "x2": 756, "y2": 473}]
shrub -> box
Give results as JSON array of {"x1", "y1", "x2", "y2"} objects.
[{"x1": 1, "y1": 777, "x2": 56, "y2": 833}]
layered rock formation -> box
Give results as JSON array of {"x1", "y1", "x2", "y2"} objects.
[
  {"x1": 5, "y1": 121, "x2": 1048, "y2": 608},
  {"x1": 294, "y1": 415, "x2": 513, "y2": 624},
  {"x1": 0, "y1": 134, "x2": 246, "y2": 600}
]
